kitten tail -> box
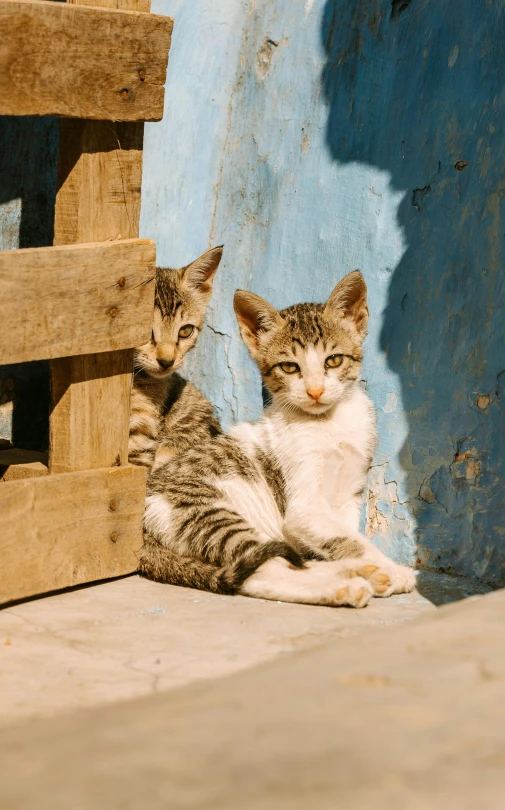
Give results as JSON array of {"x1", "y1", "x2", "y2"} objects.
[{"x1": 139, "y1": 532, "x2": 305, "y2": 595}]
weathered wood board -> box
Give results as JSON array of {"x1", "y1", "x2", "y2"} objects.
[
  {"x1": 50, "y1": 350, "x2": 134, "y2": 473},
  {"x1": 53, "y1": 121, "x2": 145, "y2": 247},
  {"x1": 49, "y1": 0, "x2": 151, "y2": 475},
  {"x1": 0, "y1": 465, "x2": 146, "y2": 604},
  {"x1": 0, "y1": 240, "x2": 155, "y2": 365},
  {"x1": 0, "y1": 0, "x2": 173, "y2": 120},
  {"x1": 68, "y1": 0, "x2": 149, "y2": 9}
]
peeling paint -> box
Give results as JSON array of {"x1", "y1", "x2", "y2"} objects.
[
  {"x1": 390, "y1": 0, "x2": 412, "y2": 21},
  {"x1": 412, "y1": 185, "x2": 431, "y2": 212},
  {"x1": 366, "y1": 463, "x2": 416, "y2": 565},
  {"x1": 255, "y1": 37, "x2": 278, "y2": 78},
  {"x1": 448, "y1": 44, "x2": 459, "y2": 69}
]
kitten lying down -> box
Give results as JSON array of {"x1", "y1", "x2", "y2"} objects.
[{"x1": 129, "y1": 247, "x2": 416, "y2": 608}]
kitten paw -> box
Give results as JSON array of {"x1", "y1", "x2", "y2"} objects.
[
  {"x1": 388, "y1": 563, "x2": 417, "y2": 594},
  {"x1": 354, "y1": 560, "x2": 417, "y2": 598},
  {"x1": 334, "y1": 576, "x2": 373, "y2": 608}
]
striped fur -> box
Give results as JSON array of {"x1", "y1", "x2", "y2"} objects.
[
  {"x1": 129, "y1": 372, "x2": 221, "y2": 471},
  {"x1": 129, "y1": 247, "x2": 224, "y2": 472},
  {"x1": 143, "y1": 436, "x2": 306, "y2": 592},
  {"x1": 133, "y1": 265, "x2": 416, "y2": 606},
  {"x1": 129, "y1": 247, "x2": 306, "y2": 594}
]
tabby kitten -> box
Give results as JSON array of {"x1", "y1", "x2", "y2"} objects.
[
  {"x1": 142, "y1": 269, "x2": 416, "y2": 608},
  {"x1": 129, "y1": 246, "x2": 223, "y2": 474}
]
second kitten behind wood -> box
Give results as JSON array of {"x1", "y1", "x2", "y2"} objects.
[{"x1": 129, "y1": 246, "x2": 223, "y2": 473}]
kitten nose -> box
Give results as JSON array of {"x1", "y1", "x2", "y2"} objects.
[
  {"x1": 306, "y1": 387, "x2": 324, "y2": 401},
  {"x1": 158, "y1": 357, "x2": 174, "y2": 370}
]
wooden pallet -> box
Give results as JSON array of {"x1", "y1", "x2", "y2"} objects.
[{"x1": 0, "y1": 0, "x2": 173, "y2": 604}]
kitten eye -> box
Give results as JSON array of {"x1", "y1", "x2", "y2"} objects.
[
  {"x1": 279, "y1": 361, "x2": 300, "y2": 375},
  {"x1": 325, "y1": 354, "x2": 343, "y2": 368},
  {"x1": 178, "y1": 325, "x2": 194, "y2": 339}
]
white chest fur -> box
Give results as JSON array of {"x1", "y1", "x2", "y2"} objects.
[{"x1": 232, "y1": 385, "x2": 376, "y2": 517}]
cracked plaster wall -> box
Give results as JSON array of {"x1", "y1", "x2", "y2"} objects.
[{"x1": 142, "y1": 0, "x2": 505, "y2": 584}]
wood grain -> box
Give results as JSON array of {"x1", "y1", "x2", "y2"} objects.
[
  {"x1": 50, "y1": 350, "x2": 134, "y2": 473},
  {"x1": 0, "y1": 449, "x2": 48, "y2": 482},
  {"x1": 0, "y1": 240, "x2": 155, "y2": 364},
  {"x1": 0, "y1": 0, "x2": 172, "y2": 121},
  {"x1": 49, "y1": 0, "x2": 152, "y2": 474},
  {"x1": 0, "y1": 465, "x2": 146, "y2": 604},
  {"x1": 53, "y1": 121, "x2": 145, "y2": 247},
  {"x1": 67, "y1": 0, "x2": 149, "y2": 10}
]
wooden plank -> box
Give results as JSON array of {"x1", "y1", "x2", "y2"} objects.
[
  {"x1": 68, "y1": 0, "x2": 149, "y2": 10},
  {"x1": 0, "y1": 0, "x2": 172, "y2": 121},
  {"x1": 53, "y1": 121, "x2": 145, "y2": 246},
  {"x1": 0, "y1": 240, "x2": 155, "y2": 365},
  {"x1": 49, "y1": 0, "x2": 150, "y2": 476},
  {"x1": 0, "y1": 465, "x2": 146, "y2": 604},
  {"x1": 0, "y1": 449, "x2": 48, "y2": 481},
  {"x1": 50, "y1": 350, "x2": 134, "y2": 473}
]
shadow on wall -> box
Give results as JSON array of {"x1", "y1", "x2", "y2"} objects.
[
  {"x1": 0, "y1": 117, "x2": 59, "y2": 451},
  {"x1": 322, "y1": 0, "x2": 505, "y2": 586}
]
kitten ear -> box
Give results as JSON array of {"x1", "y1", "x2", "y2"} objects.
[
  {"x1": 234, "y1": 290, "x2": 285, "y2": 355},
  {"x1": 324, "y1": 270, "x2": 368, "y2": 339},
  {"x1": 180, "y1": 245, "x2": 223, "y2": 294}
]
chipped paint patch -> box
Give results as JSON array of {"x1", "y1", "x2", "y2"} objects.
[
  {"x1": 366, "y1": 464, "x2": 416, "y2": 566},
  {"x1": 255, "y1": 37, "x2": 279, "y2": 78},
  {"x1": 448, "y1": 44, "x2": 459, "y2": 69}
]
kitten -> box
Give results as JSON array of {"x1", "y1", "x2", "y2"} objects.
[
  {"x1": 230, "y1": 272, "x2": 416, "y2": 603},
  {"x1": 129, "y1": 246, "x2": 224, "y2": 474},
  {"x1": 130, "y1": 245, "x2": 303, "y2": 594},
  {"x1": 142, "y1": 269, "x2": 416, "y2": 608}
]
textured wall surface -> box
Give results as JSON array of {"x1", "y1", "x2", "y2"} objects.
[
  {"x1": 142, "y1": 0, "x2": 505, "y2": 584},
  {"x1": 0, "y1": 1, "x2": 503, "y2": 584}
]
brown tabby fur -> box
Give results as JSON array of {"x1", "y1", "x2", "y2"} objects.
[{"x1": 130, "y1": 247, "x2": 305, "y2": 592}]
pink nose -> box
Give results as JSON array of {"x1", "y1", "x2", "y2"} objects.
[{"x1": 306, "y1": 387, "x2": 324, "y2": 402}]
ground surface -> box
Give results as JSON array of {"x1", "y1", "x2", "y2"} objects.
[
  {"x1": 0, "y1": 578, "x2": 503, "y2": 809},
  {"x1": 0, "y1": 571, "x2": 489, "y2": 723}
]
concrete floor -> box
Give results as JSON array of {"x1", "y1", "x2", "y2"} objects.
[
  {"x1": 0, "y1": 581, "x2": 503, "y2": 809},
  {"x1": 0, "y1": 571, "x2": 491, "y2": 724}
]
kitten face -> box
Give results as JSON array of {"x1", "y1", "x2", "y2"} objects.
[
  {"x1": 135, "y1": 246, "x2": 223, "y2": 379},
  {"x1": 234, "y1": 271, "x2": 368, "y2": 416}
]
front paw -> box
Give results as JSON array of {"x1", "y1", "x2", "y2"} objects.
[
  {"x1": 354, "y1": 560, "x2": 417, "y2": 597},
  {"x1": 334, "y1": 575, "x2": 373, "y2": 608}
]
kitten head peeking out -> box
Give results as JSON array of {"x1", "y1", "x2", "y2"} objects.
[
  {"x1": 234, "y1": 270, "x2": 368, "y2": 416},
  {"x1": 134, "y1": 246, "x2": 223, "y2": 379}
]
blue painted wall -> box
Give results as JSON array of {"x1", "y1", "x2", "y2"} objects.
[
  {"x1": 0, "y1": 0, "x2": 503, "y2": 585},
  {"x1": 321, "y1": 0, "x2": 505, "y2": 584},
  {"x1": 142, "y1": 0, "x2": 505, "y2": 585}
]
